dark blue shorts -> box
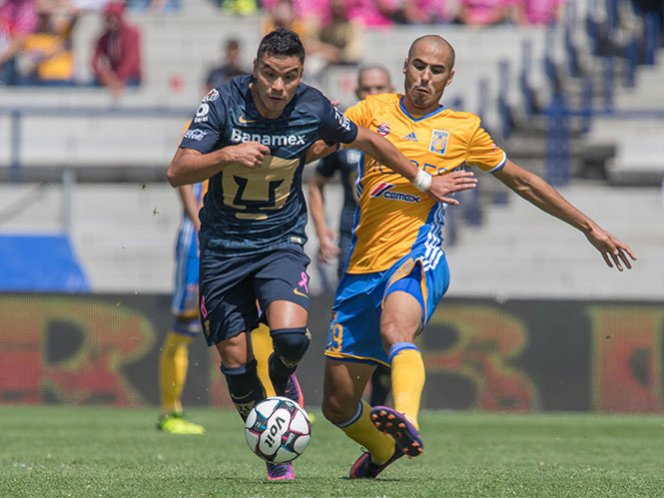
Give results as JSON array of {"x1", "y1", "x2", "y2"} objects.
[{"x1": 198, "y1": 245, "x2": 311, "y2": 346}]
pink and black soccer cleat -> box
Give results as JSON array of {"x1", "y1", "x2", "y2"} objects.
[
  {"x1": 348, "y1": 447, "x2": 404, "y2": 479},
  {"x1": 266, "y1": 462, "x2": 295, "y2": 481},
  {"x1": 370, "y1": 405, "x2": 424, "y2": 458},
  {"x1": 279, "y1": 373, "x2": 305, "y2": 408}
]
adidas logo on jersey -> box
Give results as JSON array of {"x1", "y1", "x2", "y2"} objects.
[
  {"x1": 403, "y1": 132, "x2": 418, "y2": 142},
  {"x1": 369, "y1": 183, "x2": 421, "y2": 203},
  {"x1": 231, "y1": 128, "x2": 306, "y2": 147}
]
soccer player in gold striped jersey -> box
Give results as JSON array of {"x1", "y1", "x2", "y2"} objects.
[{"x1": 310, "y1": 34, "x2": 636, "y2": 479}]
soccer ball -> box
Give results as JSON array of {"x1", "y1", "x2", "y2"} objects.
[{"x1": 244, "y1": 396, "x2": 311, "y2": 463}]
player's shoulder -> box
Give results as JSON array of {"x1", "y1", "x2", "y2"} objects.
[
  {"x1": 436, "y1": 107, "x2": 483, "y2": 133},
  {"x1": 294, "y1": 81, "x2": 332, "y2": 110},
  {"x1": 203, "y1": 75, "x2": 251, "y2": 107}
]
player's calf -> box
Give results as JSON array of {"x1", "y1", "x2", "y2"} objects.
[{"x1": 221, "y1": 359, "x2": 266, "y2": 420}]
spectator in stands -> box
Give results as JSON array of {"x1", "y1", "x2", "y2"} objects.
[
  {"x1": 19, "y1": 0, "x2": 79, "y2": 86},
  {"x1": 380, "y1": 0, "x2": 452, "y2": 25},
  {"x1": 513, "y1": 0, "x2": 564, "y2": 26},
  {"x1": 454, "y1": 0, "x2": 514, "y2": 26},
  {"x1": 218, "y1": 0, "x2": 258, "y2": 16},
  {"x1": 91, "y1": 1, "x2": 142, "y2": 97},
  {"x1": 204, "y1": 37, "x2": 248, "y2": 90},
  {"x1": 126, "y1": 0, "x2": 180, "y2": 12},
  {"x1": 261, "y1": 0, "x2": 312, "y2": 41},
  {"x1": 314, "y1": 0, "x2": 363, "y2": 69},
  {"x1": 261, "y1": 0, "x2": 330, "y2": 26},
  {"x1": 345, "y1": 0, "x2": 395, "y2": 28},
  {"x1": 631, "y1": 0, "x2": 664, "y2": 46},
  {"x1": 0, "y1": 0, "x2": 38, "y2": 86}
]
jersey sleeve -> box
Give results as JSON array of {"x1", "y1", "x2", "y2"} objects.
[
  {"x1": 317, "y1": 96, "x2": 358, "y2": 145},
  {"x1": 343, "y1": 99, "x2": 371, "y2": 130},
  {"x1": 465, "y1": 121, "x2": 507, "y2": 173},
  {"x1": 179, "y1": 93, "x2": 226, "y2": 153}
]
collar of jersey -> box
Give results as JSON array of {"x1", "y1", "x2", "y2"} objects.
[{"x1": 399, "y1": 96, "x2": 446, "y2": 122}]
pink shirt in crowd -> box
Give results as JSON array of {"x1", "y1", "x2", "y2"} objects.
[
  {"x1": 459, "y1": 0, "x2": 513, "y2": 25},
  {"x1": 260, "y1": 0, "x2": 332, "y2": 25},
  {"x1": 518, "y1": 0, "x2": 563, "y2": 25},
  {"x1": 0, "y1": 0, "x2": 37, "y2": 37}
]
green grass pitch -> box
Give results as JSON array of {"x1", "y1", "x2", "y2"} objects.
[{"x1": 2, "y1": 406, "x2": 663, "y2": 497}]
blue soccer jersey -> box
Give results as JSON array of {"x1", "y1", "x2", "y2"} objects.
[{"x1": 179, "y1": 75, "x2": 359, "y2": 256}]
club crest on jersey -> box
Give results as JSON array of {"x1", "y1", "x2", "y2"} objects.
[
  {"x1": 377, "y1": 122, "x2": 391, "y2": 136},
  {"x1": 203, "y1": 88, "x2": 220, "y2": 102},
  {"x1": 429, "y1": 129, "x2": 449, "y2": 155},
  {"x1": 369, "y1": 182, "x2": 420, "y2": 203}
]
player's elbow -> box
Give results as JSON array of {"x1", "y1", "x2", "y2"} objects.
[{"x1": 166, "y1": 163, "x2": 184, "y2": 187}]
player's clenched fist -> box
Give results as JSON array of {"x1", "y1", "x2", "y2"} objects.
[{"x1": 222, "y1": 142, "x2": 270, "y2": 168}]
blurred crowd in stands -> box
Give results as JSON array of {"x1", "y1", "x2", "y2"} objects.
[{"x1": 1, "y1": 0, "x2": 662, "y2": 93}]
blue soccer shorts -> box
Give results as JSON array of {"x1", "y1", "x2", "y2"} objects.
[
  {"x1": 324, "y1": 250, "x2": 450, "y2": 366},
  {"x1": 199, "y1": 245, "x2": 311, "y2": 346}
]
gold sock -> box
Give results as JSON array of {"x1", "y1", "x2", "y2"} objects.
[
  {"x1": 159, "y1": 331, "x2": 192, "y2": 415},
  {"x1": 339, "y1": 400, "x2": 395, "y2": 464},
  {"x1": 251, "y1": 323, "x2": 276, "y2": 397},
  {"x1": 391, "y1": 346, "x2": 425, "y2": 430}
]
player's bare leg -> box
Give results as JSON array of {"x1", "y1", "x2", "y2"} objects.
[
  {"x1": 372, "y1": 290, "x2": 425, "y2": 457},
  {"x1": 322, "y1": 359, "x2": 400, "y2": 478}
]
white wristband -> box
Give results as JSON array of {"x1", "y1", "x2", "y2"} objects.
[{"x1": 412, "y1": 170, "x2": 432, "y2": 192}]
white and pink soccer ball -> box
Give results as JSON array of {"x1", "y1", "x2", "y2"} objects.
[{"x1": 244, "y1": 397, "x2": 312, "y2": 463}]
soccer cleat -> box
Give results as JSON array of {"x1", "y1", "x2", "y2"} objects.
[
  {"x1": 157, "y1": 413, "x2": 206, "y2": 435},
  {"x1": 348, "y1": 446, "x2": 404, "y2": 479},
  {"x1": 266, "y1": 462, "x2": 295, "y2": 481},
  {"x1": 275, "y1": 373, "x2": 305, "y2": 408},
  {"x1": 370, "y1": 406, "x2": 424, "y2": 458}
]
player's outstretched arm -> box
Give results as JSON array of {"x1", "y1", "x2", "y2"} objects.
[
  {"x1": 350, "y1": 127, "x2": 477, "y2": 204},
  {"x1": 167, "y1": 142, "x2": 270, "y2": 187},
  {"x1": 493, "y1": 159, "x2": 636, "y2": 271}
]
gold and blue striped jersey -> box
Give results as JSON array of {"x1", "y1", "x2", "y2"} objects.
[{"x1": 343, "y1": 93, "x2": 507, "y2": 274}]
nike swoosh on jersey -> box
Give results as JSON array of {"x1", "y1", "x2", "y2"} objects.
[
  {"x1": 293, "y1": 288, "x2": 308, "y2": 298},
  {"x1": 238, "y1": 115, "x2": 257, "y2": 124}
]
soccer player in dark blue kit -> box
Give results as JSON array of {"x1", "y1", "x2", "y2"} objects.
[{"x1": 167, "y1": 28, "x2": 467, "y2": 481}]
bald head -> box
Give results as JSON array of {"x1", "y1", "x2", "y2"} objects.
[
  {"x1": 407, "y1": 35, "x2": 455, "y2": 70},
  {"x1": 402, "y1": 34, "x2": 456, "y2": 116}
]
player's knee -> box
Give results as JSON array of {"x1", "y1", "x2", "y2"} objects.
[
  {"x1": 271, "y1": 327, "x2": 311, "y2": 363},
  {"x1": 321, "y1": 394, "x2": 356, "y2": 425},
  {"x1": 221, "y1": 359, "x2": 260, "y2": 394}
]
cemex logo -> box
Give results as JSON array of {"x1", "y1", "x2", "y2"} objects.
[{"x1": 369, "y1": 183, "x2": 421, "y2": 203}]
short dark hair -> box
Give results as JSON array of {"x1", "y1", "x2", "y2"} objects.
[{"x1": 256, "y1": 28, "x2": 305, "y2": 64}]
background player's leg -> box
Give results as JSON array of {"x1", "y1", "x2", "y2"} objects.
[
  {"x1": 216, "y1": 331, "x2": 265, "y2": 420},
  {"x1": 250, "y1": 322, "x2": 276, "y2": 397},
  {"x1": 322, "y1": 359, "x2": 395, "y2": 464},
  {"x1": 369, "y1": 365, "x2": 391, "y2": 406},
  {"x1": 381, "y1": 290, "x2": 424, "y2": 429},
  {"x1": 158, "y1": 317, "x2": 205, "y2": 435}
]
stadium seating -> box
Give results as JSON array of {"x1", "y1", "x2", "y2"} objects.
[{"x1": 0, "y1": 0, "x2": 662, "y2": 299}]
